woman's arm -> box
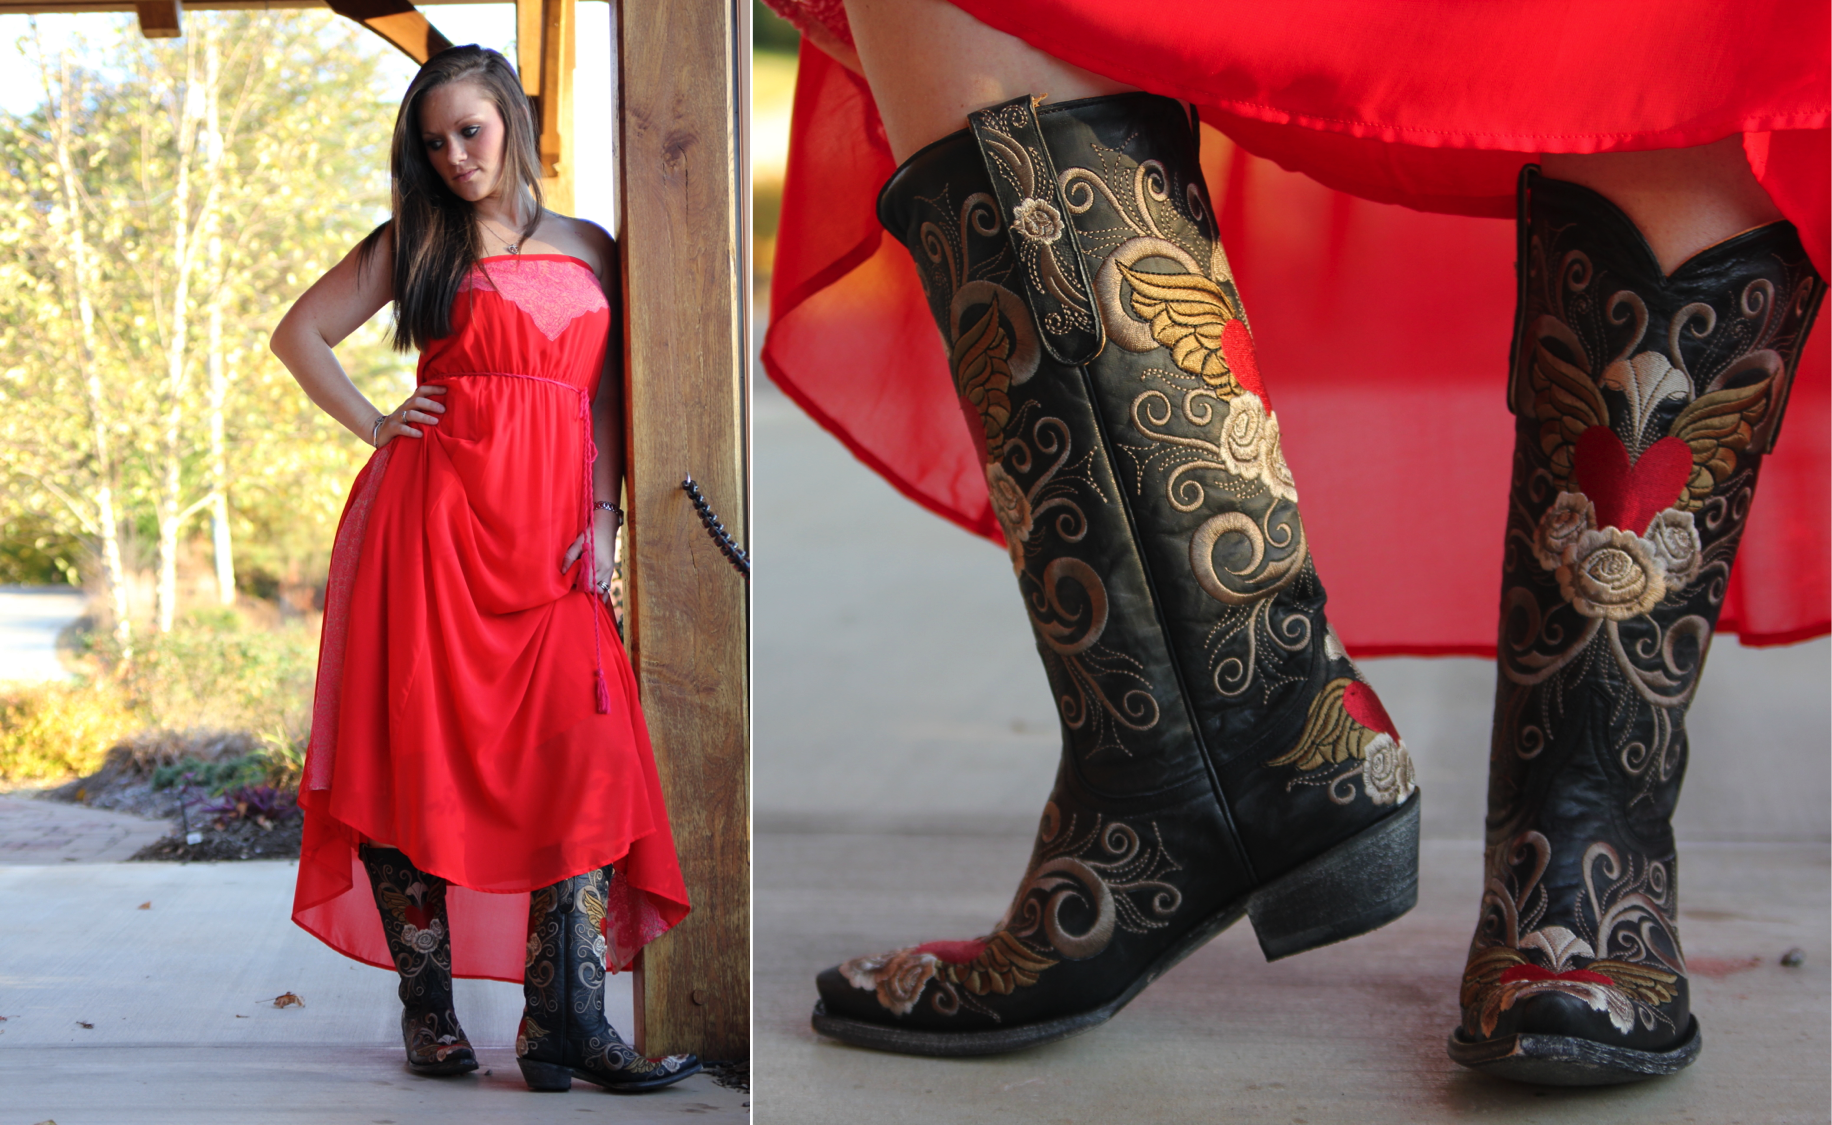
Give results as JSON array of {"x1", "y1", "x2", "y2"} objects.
[
  {"x1": 269, "y1": 226, "x2": 445, "y2": 447},
  {"x1": 562, "y1": 222, "x2": 626, "y2": 595}
]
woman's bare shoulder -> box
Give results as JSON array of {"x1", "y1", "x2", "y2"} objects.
[{"x1": 535, "y1": 212, "x2": 617, "y2": 278}]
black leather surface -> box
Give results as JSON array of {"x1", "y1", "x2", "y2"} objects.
[
  {"x1": 821, "y1": 93, "x2": 1419, "y2": 1041},
  {"x1": 1459, "y1": 170, "x2": 1825, "y2": 1058}
]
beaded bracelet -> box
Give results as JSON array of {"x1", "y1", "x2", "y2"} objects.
[{"x1": 593, "y1": 500, "x2": 624, "y2": 520}]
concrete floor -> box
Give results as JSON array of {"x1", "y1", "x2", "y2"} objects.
[
  {"x1": 0, "y1": 860, "x2": 746, "y2": 1122},
  {"x1": 752, "y1": 381, "x2": 1831, "y2": 1123}
]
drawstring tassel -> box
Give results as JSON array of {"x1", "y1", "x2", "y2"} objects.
[{"x1": 594, "y1": 667, "x2": 611, "y2": 714}]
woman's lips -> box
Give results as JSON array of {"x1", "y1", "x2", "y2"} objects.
[{"x1": 453, "y1": 167, "x2": 480, "y2": 184}]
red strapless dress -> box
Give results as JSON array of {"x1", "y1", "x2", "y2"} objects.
[
  {"x1": 762, "y1": 1, "x2": 1829, "y2": 653},
  {"x1": 292, "y1": 254, "x2": 688, "y2": 983}
]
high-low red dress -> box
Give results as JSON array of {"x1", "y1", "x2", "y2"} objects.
[
  {"x1": 762, "y1": 1, "x2": 1829, "y2": 654},
  {"x1": 293, "y1": 254, "x2": 689, "y2": 983}
]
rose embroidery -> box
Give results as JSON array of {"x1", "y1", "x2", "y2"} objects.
[
  {"x1": 1535, "y1": 491, "x2": 1702, "y2": 617},
  {"x1": 1642, "y1": 509, "x2": 1701, "y2": 590},
  {"x1": 1535, "y1": 492, "x2": 1595, "y2": 571},
  {"x1": 985, "y1": 462, "x2": 1034, "y2": 575},
  {"x1": 839, "y1": 948, "x2": 940, "y2": 1016},
  {"x1": 1362, "y1": 734, "x2": 1417, "y2": 806},
  {"x1": 1219, "y1": 394, "x2": 1297, "y2": 503},
  {"x1": 1556, "y1": 528, "x2": 1667, "y2": 621},
  {"x1": 1011, "y1": 197, "x2": 1065, "y2": 244}
]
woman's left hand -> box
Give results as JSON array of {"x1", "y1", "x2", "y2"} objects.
[{"x1": 561, "y1": 506, "x2": 623, "y2": 607}]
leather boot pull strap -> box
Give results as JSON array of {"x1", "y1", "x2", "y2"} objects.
[{"x1": 967, "y1": 96, "x2": 1105, "y2": 366}]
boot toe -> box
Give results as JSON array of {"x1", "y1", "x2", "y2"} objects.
[{"x1": 815, "y1": 963, "x2": 888, "y2": 1023}]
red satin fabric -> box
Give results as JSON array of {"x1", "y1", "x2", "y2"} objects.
[
  {"x1": 294, "y1": 255, "x2": 688, "y2": 983},
  {"x1": 762, "y1": 6, "x2": 1830, "y2": 653}
]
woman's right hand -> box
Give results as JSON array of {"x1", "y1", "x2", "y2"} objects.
[{"x1": 373, "y1": 385, "x2": 448, "y2": 447}]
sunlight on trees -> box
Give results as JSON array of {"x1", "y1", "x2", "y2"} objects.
[{"x1": 0, "y1": 11, "x2": 417, "y2": 645}]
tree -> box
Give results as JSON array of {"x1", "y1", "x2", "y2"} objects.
[{"x1": 0, "y1": 12, "x2": 415, "y2": 638}]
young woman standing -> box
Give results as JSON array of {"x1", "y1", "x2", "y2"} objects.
[{"x1": 272, "y1": 46, "x2": 699, "y2": 1093}]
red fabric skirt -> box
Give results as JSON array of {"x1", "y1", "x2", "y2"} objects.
[
  {"x1": 762, "y1": 2, "x2": 1830, "y2": 653},
  {"x1": 293, "y1": 256, "x2": 689, "y2": 982}
]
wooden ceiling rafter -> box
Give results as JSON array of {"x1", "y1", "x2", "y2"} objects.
[{"x1": 1, "y1": 0, "x2": 459, "y2": 63}]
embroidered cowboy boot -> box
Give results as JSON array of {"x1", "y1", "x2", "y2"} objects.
[
  {"x1": 359, "y1": 845, "x2": 478, "y2": 1075},
  {"x1": 1448, "y1": 169, "x2": 1825, "y2": 1084},
  {"x1": 812, "y1": 93, "x2": 1421, "y2": 1056},
  {"x1": 516, "y1": 868, "x2": 702, "y2": 1092}
]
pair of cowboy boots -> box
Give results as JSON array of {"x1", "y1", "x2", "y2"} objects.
[
  {"x1": 361, "y1": 848, "x2": 700, "y2": 1091},
  {"x1": 810, "y1": 92, "x2": 1823, "y2": 1085}
]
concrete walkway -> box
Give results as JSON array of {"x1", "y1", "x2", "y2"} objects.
[
  {"x1": 0, "y1": 825, "x2": 744, "y2": 1122},
  {"x1": 0, "y1": 585, "x2": 84, "y2": 683},
  {"x1": 753, "y1": 381, "x2": 1831, "y2": 1124},
  {"x1": 0, "y1": 794, "x2": 172, "y2": 865}
]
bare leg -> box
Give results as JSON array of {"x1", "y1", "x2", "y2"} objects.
[
  {"x1": 1544, "y1": 137, "x2": 1783, "y2": 275},
  {"x1": 843, "y1": 0, "x2": 1135, "y2": 162}
]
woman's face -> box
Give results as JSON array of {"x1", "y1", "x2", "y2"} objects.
[{"x1": 417, "y1": 80, "x2": 509, "y2": 204}]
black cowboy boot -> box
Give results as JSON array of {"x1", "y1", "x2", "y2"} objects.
[
  {"x1": 811, "y1": 93, "x2": 1421, "y2": 1056},
  {"x1": 359, "y1": 845, "x2": 478, "y2": 1075},
  {"x1": 1448, "y1": 169, "x2": 1825, "y2": 1084},
  {"x1": 515, "y1": 868, "x2": 702, "y2": 1092}
]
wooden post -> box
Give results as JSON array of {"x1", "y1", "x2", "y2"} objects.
[
  {"x1": 517, "y1": 0, "x2": 575, "y2": 213},
  {"x1": 614, "y1": 0, "x2": 749, "y2": 1061}
]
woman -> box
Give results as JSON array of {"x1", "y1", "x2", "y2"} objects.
[
  {"x1": 763, "y1": 0, "x2": 1825, "y2": 1086},
  {"x1": 271, "y1": 46, "x2": 698, "y2": 1093}
]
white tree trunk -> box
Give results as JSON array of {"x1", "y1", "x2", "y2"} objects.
[{"x1": 44, "y1": 48, "x2": 131, "y2": 657}]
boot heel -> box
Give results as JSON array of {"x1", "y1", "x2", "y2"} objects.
[
  {"x1": 518, "y1": 1059, "x2": 573, "y2": 1092},
  {"x1": 1247, "y1": 796, "x2": 1420, "y2": 961}
]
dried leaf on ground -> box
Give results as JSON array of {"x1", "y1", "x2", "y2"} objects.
[
  {"x1": 137, "y1": 901, "x2": 151, "y2": 909},
  {"x1": 76, "y1": 1021, "x2": 93, "y2": 1028},
  {"x1": 270, "y1": 992, "x2": 304, "y2": 1009}
]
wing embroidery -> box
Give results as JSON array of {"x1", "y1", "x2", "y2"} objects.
[
  {"x1": 951, "y1": 301, "x2": 1016, "y2": 459},
  {"x1": 1117, "y1": 263, "x2": 1241, "y2": 386},
  {"x1": 1667, "y1": 377, "x2": 1771, "y2": 511},
  {"x1": 1588, "y1": 959, "x2": 1682, "y2": 1005},
  {"x1": 1264, "y1": 677, "x2": 1377, "y2": 771},
  {"x1": 1527, "y1": 342, "x2": 1610, "y2": 492}
]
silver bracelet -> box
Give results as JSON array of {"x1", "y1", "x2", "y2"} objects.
[
  {"x1": 370, "y1": 414, "x2": 386, "y2": 447},
  {"x1": 593, "y1": 500, "x2": 623, "y2": 520}
]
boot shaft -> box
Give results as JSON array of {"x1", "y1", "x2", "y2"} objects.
[
  {"x1": 1491, "y1": 170, "x2": 1825, "y2": 846},
  {"x1": 878, "y1": 94, "x2": 1414, "y2": 889},
  {"x1": 1458, "y1": 170, "x2": 1824, "y2": 1062}
]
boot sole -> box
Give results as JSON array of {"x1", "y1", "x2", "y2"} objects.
[
  {"x1": 405, "y1": 1054, "x2": 479, "y2": 1077},
  {"x1": 811, "y1": 796, "x2": 1420, "y2": 1057},
  {"x1": 519, "y1": 1056, "x2": 704, "y2": 1093},
  {"x1": 1446, "y1": 1016, "x2": 1701, "y2": 1086}
]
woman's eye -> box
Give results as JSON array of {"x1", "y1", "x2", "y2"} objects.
[
  {"x1": 426, "y1": 138, "x2": 444, "y2": 151},
  {"x1": 462, "y1": 125, "x2": 480, "y2": 138}
]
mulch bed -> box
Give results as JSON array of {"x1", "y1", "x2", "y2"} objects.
[
  {"x1": 128, "y1": 815, "x2": 302, "y2": 863},
  {"x1": 41, "y1": 729, "x2": 302, "y2": 863}
]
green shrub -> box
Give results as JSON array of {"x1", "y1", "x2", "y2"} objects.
[
  {"x1": 2, "y1": 611, "x2": 318, "y2": 787},
  {"x1": 0, "y1": 680, "x2": 138, "y2": 782},
  {"x1": 113, "y1": 612, "x2": 318, "y2": 740}
]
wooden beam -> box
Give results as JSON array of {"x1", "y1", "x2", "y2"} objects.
[
  {"x1": 323, "y1": 0, "x2": 451, "y2": 64},
  {"x1": 615, "y1": 0, "x2": 749, "y2": 1063},
  {"x1": 133, "y1": 0, "x2": 181, "y2": 36}
]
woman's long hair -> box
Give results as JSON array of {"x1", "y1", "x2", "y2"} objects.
[{"x1": 359, "y1": 45, "x2": 544, "y2": 351}]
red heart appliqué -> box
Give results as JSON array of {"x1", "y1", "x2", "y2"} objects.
[
  {"x1": 1573, "y1": 427, "x2": 1691, "y2": 535},
  {"x1": 1341, "y1": 681, "x2": 1399, "y2": 740},
  {"x1": 1221, "y1": 318, "x2": 1270, "y2": 410},
  {"x1": 913, "y1": 940, "x2": 986, "y2": 964},
  {"x1": 1499, "y1": 963, "x2": 1613, "y2": 988}
]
